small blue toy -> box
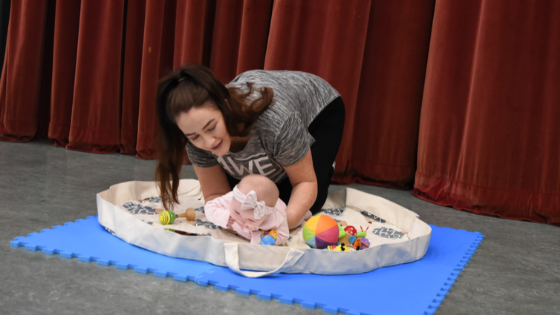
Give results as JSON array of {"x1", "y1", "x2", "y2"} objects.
[{"x1": 260, "y1": 230, "x2": 278, "y2": 246}]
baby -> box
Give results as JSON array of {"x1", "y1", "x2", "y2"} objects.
[{"x1": 204, "y1": 174, "x2": 289, "y2": 245}]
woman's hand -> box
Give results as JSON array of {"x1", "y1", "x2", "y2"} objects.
[{"x1": 283, "y1": 149, "x2": 318, "y2": 229}]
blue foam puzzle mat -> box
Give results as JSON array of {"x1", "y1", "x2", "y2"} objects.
[
  {"x1": 11, "y1": 216, "x2": 484, "y2": 314},
  {"x1": 10, "y1": 216, "x2": 217, "y2": 282}
]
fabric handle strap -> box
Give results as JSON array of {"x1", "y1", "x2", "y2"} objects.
[{"x1": 223, "y1": 243, "x2": 303, "y2": 278}]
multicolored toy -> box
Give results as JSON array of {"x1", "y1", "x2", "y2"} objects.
[
  {"x1": 159, "y1": 208, "x2": 196, "y2": 225},
  {"x1": 338, "y1": 223, "x2": 346, "y2": 238},
  {"x1": 353, "y1": 237, "x2": 370, "y2": 250},
  {"x1": 344, "y1": 225, "x2": 357, "y2": 236},
  {"x1": 325, "y1": 243, "x2": 352, "y2": 252},
  {"x1": 357, "y1": 226, "x2": 369, "y2": 238},
  {"x1": 333, "y1": 223, "x2": 372, "y2": 251},
  {"x1": 303, "y1": 214, "x2": 340, "y2": 249},
  {"x1": 260, "y1": 230, "x2": 278, "y2": 246}
]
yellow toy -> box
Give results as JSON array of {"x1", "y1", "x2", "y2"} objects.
[
  {"x1": 159, "y1": 208, "x2": 196, "y2": 225},
  {"x1": 325, "y1": 243, "x2": 352, "y2": 252}
]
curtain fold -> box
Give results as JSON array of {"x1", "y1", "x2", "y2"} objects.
[
  {"x1": 134, "y1": 0, "x2": 176, "y2": 159},
  {"x1": 0, "y1": 0, "x2": 48, "y2": 142},
  {"x1": 66, "y1": 0, "x2": 125, "y2": 153},
  {"x1": 235, "y1": 0, "x2": 272, "y2": 76},
  {"x1": 49, "y1": 0, "x2": 81, "y2": 147},
  {"x1": 173, "y1": 0, "x2": 215, "y2": 69},
  {"x1": 0, "y1": 0, "x2": 11, "y2": 74},
  {"x1": 265, "y1": 0, "x2": 372, "y2": 180},
  {"x1": 209, "y1": 0, "x2": 272, "y2": 83},
  {"x1": 344, "y1": 0, "x2": 435, "y2": 188},
  {"x1": 120, "y1": 0, "x2": 146, "y2": 155},
  {"x1": 36, "y1": 0, "x2": 56, "y2": 140},
  {"x1": 413, "y1": 0, "x2": 560, "y2": 225},
  {"x1": 1, "y1": 0, "x2": 558, "y2": 225}
]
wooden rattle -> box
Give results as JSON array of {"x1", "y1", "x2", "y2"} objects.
[{"x1": 158, "y1": 208, "x2": 196, "y2": 225}]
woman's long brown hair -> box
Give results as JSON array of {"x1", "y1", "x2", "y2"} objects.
[{"x1": 155, "y1": 64, "x2": 273, "y2": 210}]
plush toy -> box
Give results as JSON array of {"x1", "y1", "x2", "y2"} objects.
[
  {"x1": 260, "y1": 230, "x2": 278, "y2": 246},
  {"x1": 159, "y1": 208, "x2": 196, "y2": 225},
  {"x1": 353, "y1": 237, "x2": 370, "y2": 250},
  {"x1": 344, "y1": 225, "x2": 357, "y2": 236},
  {"x1": 303, "y1": 215, "x2": 340, "y2": 249},
  {"x1": 357, "y1": 226, "x2": 369, "y2": 238},
  {"x1": 338, "y1": 223, "x2": 346, "y2": 238},
  {"x1": 339, "y1": 233, "x2": 353, "y2": 247},
  {"x1": 337, "y1": 225, "x2": 354, "y2": 246}
]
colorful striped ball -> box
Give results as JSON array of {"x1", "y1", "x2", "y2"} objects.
[{"x1": 303, "y1": 215, "x2": 340, "y2": 249}]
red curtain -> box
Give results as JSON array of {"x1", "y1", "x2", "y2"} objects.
[
  {"x1": 49, "y1": 0, "x2": 80, "y2": 147},
  {"x1": 1, "y1": 0, "x2": 559, "y2": 225},
  {"x1": 130, "y1": 0, "x2": 176, "y2": 158},
  {"x1": 343, "y1": 0, "x2": 435, "y2": 188},
  {"x1": 0, "y1": 0, "x2": 49, "y2": 142},
  {"x1": 413, "y1": 0, "x2": 560, "y2": 225},
  {"x1": 264, "y1": 0, "x2": 435, "y2": 188}
]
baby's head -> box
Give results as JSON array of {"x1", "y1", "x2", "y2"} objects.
[{"x1": 230, "y1": 174, "x2": 279, "y2": 229}]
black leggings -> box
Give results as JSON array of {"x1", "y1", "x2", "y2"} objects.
[{"x1": 227, "y1": 96, "x2": 345, "y2": 214}]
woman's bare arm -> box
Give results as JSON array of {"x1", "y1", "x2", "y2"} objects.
[{"x1": 283, "y1": 149, "x2": 318, "y2": 229}]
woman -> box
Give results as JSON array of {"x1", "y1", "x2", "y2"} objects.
[{"x1": 155, "y1": 64, "x2": 345, "y2": 228}]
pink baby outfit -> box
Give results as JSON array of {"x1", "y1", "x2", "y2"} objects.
[{"x1": 204, "y1": 191, "x2": 290, "y2": 245}]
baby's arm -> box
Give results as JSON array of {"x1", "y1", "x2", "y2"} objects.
[{"x1": 204, "y1": 192, "x2": 233, "y2": 229}]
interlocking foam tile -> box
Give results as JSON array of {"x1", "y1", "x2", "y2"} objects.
[
  {"x1": 198, "y1": 227, "x2": 484, "y2": 314},
  {"x1": 10, "y1": 216, "x2": 218, "y2": 282},
  {"x1": 11, "y1": 216, "x2": 483, "y2": 314}
]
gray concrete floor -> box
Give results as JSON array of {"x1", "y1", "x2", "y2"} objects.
[{"x1": 1, "y1": 140, "x2": 558, "y2": 315}]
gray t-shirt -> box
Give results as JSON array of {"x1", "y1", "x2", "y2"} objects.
[{"x1": 186, "y1": 70, "x2": 340, "y2": 183}]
